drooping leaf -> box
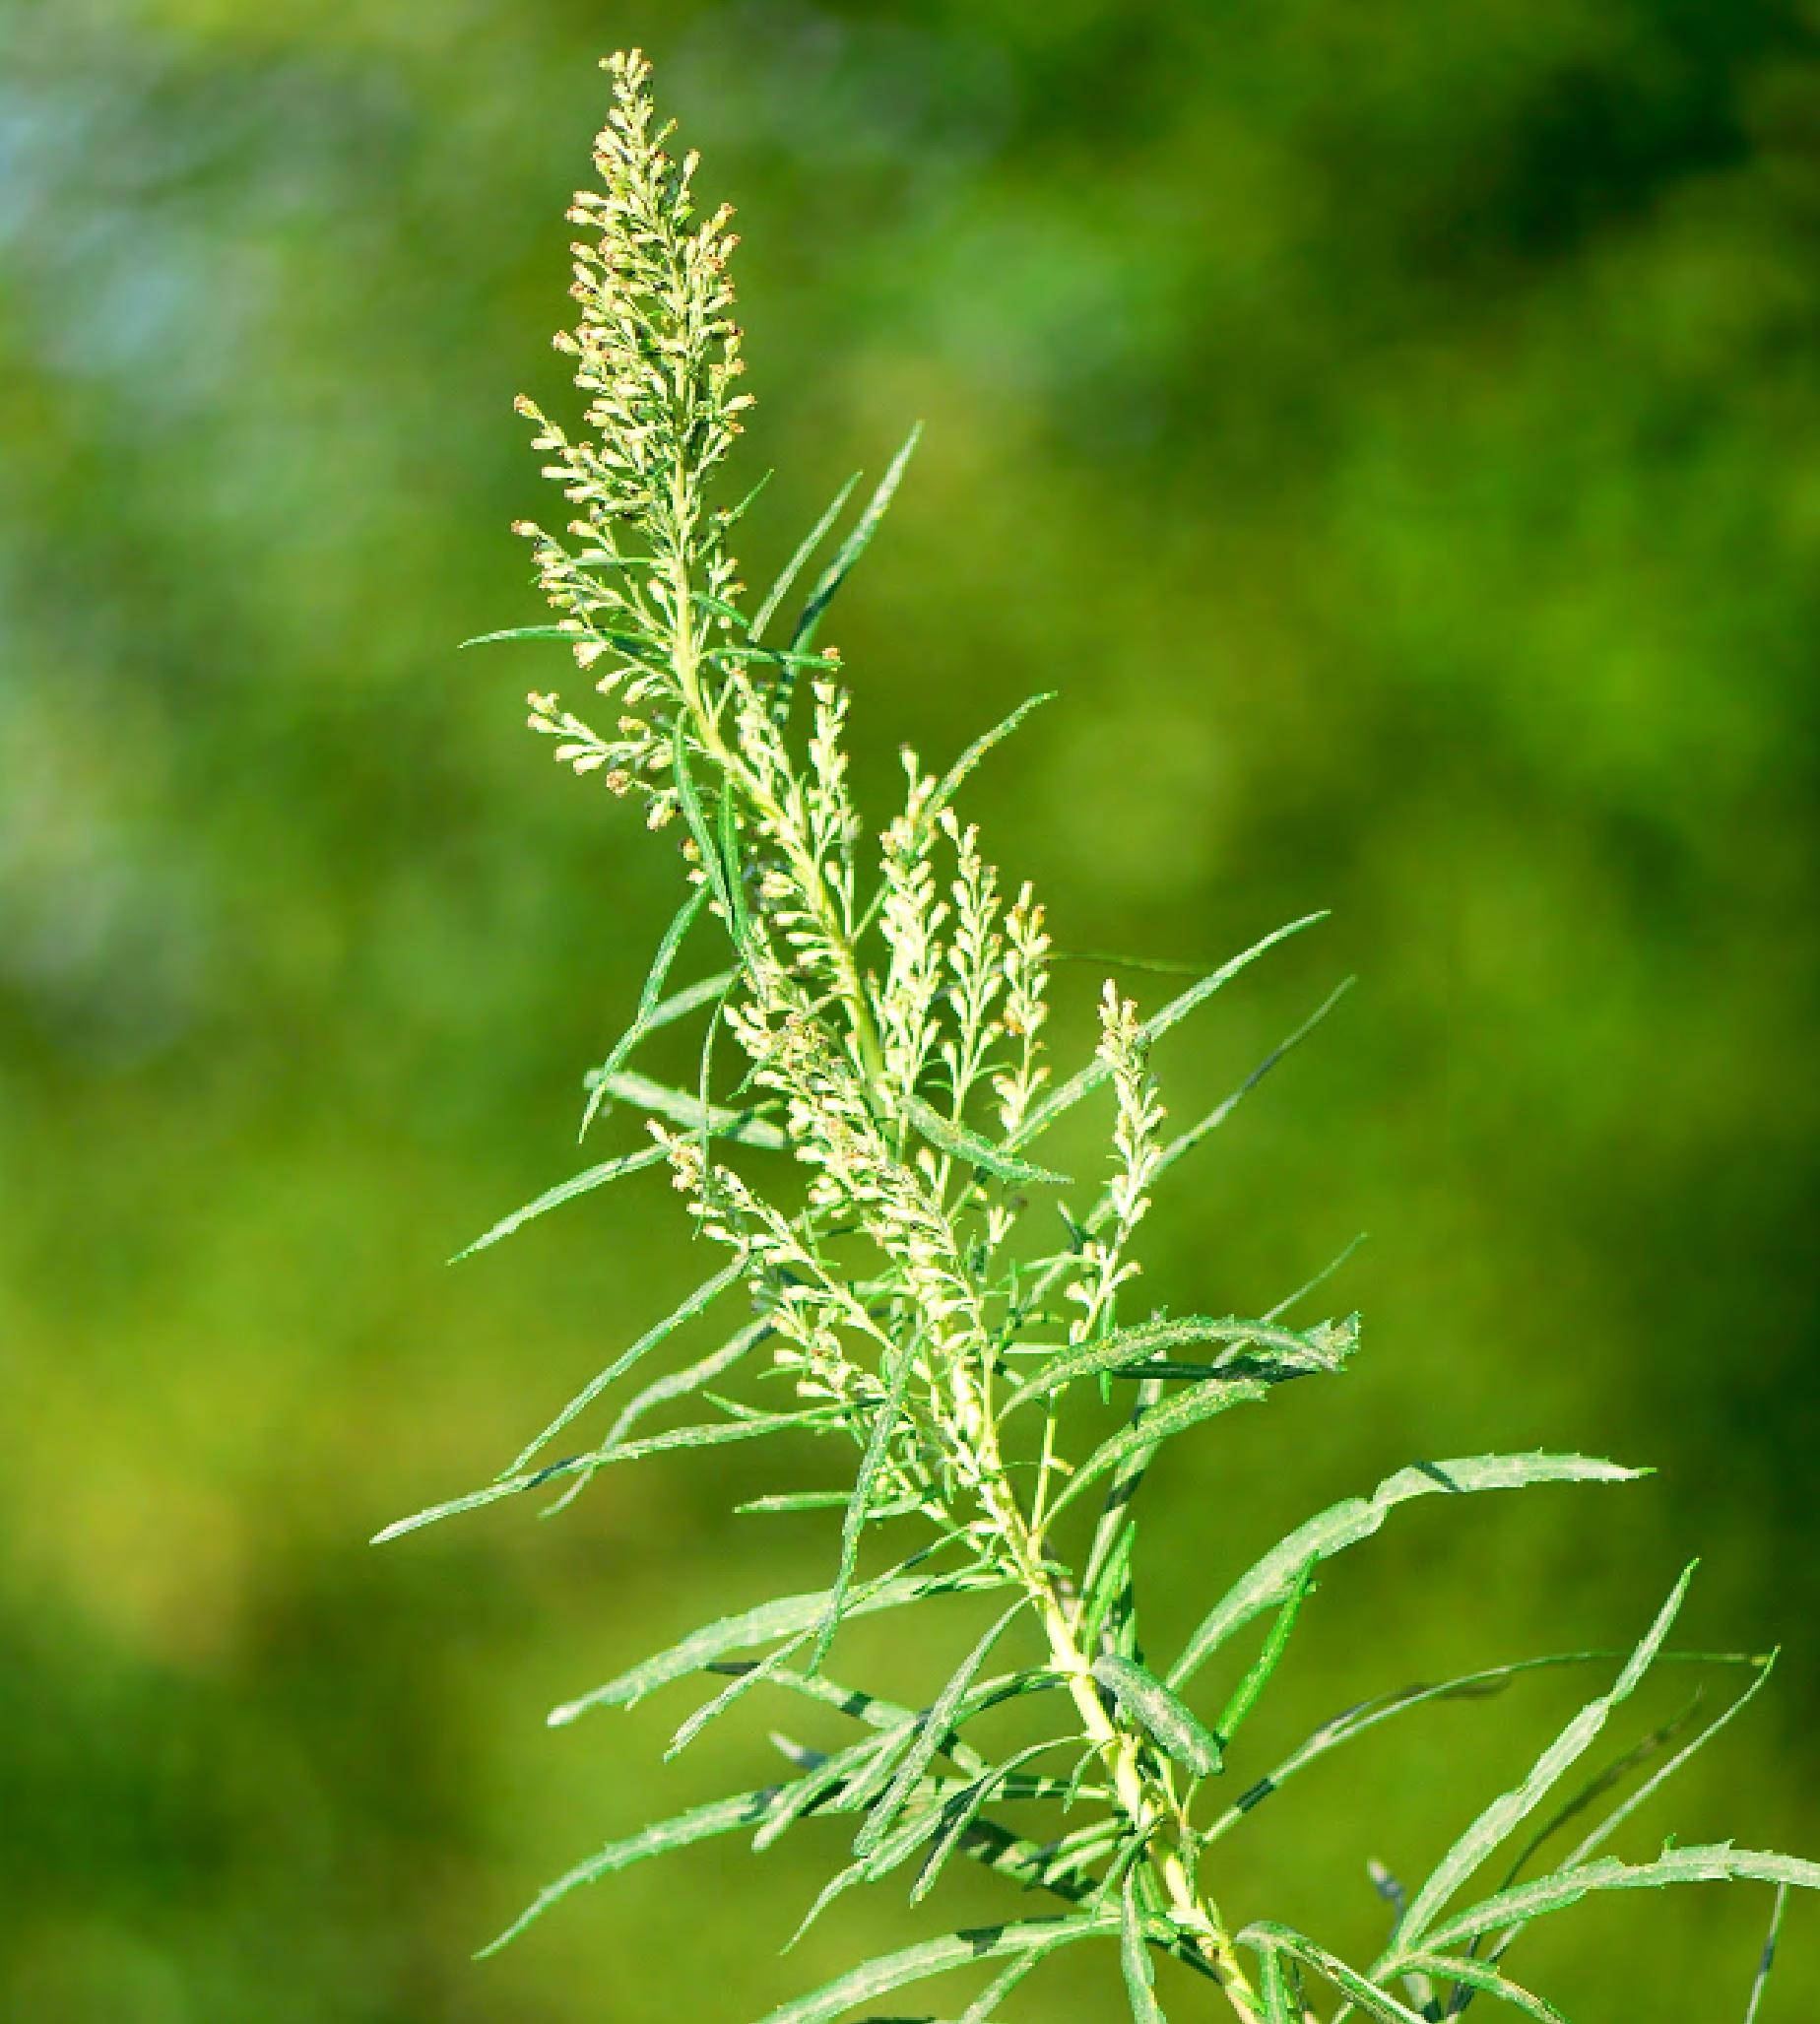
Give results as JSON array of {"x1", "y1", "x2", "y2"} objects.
[
  {"x1": 855, "y1": 1602, "x2": 1026, "y2": 1858},
  {"x1": 902, "y1": 1093, "x2": 1072, "y2": 1187},
  {"x1": 1004, "y1": 1314, "x2": 1346, "y2": 1414},
  {"x1": 591, "y1": 1068, "x2": 788, "y2": 1149},
  {"x1": 1169, "y1": 1454, "x2": 1644, "y2": 1690},
  {"x1": 1202, "y1": 1648, "x2": 1764, "y2": 1847},
  {"x1": 546, "y1": 1316, "x2": 770, "y2": 1515},
  {"x1": 1394, "y1": 1567, "x2": 1695, "y2": 1949},
  {"x1": 547, "y1": 1564, "x2": 1008, "y2": 1725},
  {"x1": 372, "y1": 1405, "x2": 831, "y2": 1544},
  {"x1": 1046, "y1": 1378, "x2": 1271, "y2": 1521},
  {"x1": 475, "y1": 1784, "x2": 796, "y2": 1957},
  {"x1": 1417, "y1": 1844, "x2": 1820, "y2": 1956},
  {"x1": 752, "y1": 1913, "x2": 1118, "y2": 2024},
  {"x1": 579, "y1": 881, "x2": 713, "y2": 1140},
  {"x1": 1008, "y1": 913, "x2": 1329, "y2": 1148},
  {"x1": 1092, "y1": 1654, "x2": 1223, "y2": 1778},
  {"x1": 1241, "y1": 1925, "x2": 1426, "y2": 2024},
  {"x1": 450, "y1": 1143, "x2": 670, "y2": 1262},
  {"x1": 502, "y1": 1259, "x2": 746, "y2": 1475},
  {"x1": 910, "y1": 1739, "x2": 1075, "y2": 1906},
  {"x1": 1396, "y1": 1954, "x2": 1571, "y2": 2022}
]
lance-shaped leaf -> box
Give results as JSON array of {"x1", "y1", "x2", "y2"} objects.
[
  {"x1": 1092, "y1": 1654, "x2": 1223, "y2": 1778},
  {"x1": 902, "y1": 1093, "x2": 1072, "y2": 1186},
  {"x1": 789, "y1": 424, "x2": 922, "y2": 654},
  {"x1": 1005, "y1": 1315, "x2": 1345, "y2": 1414},
  {"x1": 591, "y1": 1069, "x2": 788, "y2": 1150},
  {"x1": 1202, "y1": 1647, "x2": 1765, "y2": 1847},
  {"x1": 1241, "y1": 1926, "x2": 1426, "y2": 2024},
  {"x1": 547, "y1": 1563, "x2": 1008, "y2": 1725},
  {"x1": 1215, "y1": 1556, "x2": 1318, "y2": 1752},
  {"x1": 1169, "y1": 1453, "x2": 1643, "y2": 1690},
  {"x1": 1120, "y1": 1873, "x2": 1168, "y2": 2023},
  {"x1": 854, "y1": 1602, "x2": 1026, "y2": 1859},
  {"x1": 1393, "y1": 1567, "x2": 1695, "y2": 1949},
  {"x1": 751, "y1": 471, "x2": 859, "y2": 642},
  {"x1": 911, "y1": 1739, "x2": 1076, "y2": 1906},
  {"x1": 1008, "y1": 912, "x2": 1328, "y2": 1148},
  {"x1": 1047, "y1": 1378, "x2": 1271, "y2": 1522},
  {"x1": 546, "y1": 1316, "x2": 770, "y2": 1515},
  {"x1": 1417, "y1": 1844, "x2": 1820, "y2": 1956},
  {"x1": 812, "y1": 1332, "x2": 924, "y2": 1670},
  {"x1": 451, "y1": 1142, "x2": 671, "y2": 1261},
  {"x1": 372, "y1": 1405, "x2": 831, "y2": 1543},
  {"x1": 502, "y1": 1259, "x2": 745, "y2": 1476},
  {"x1": 476, "y1": 1783, "x2": 797, "y2": 1957},
  {"x1": 1397, "y1": 1954, "x2": 1571, "y2": 2023},
  {"x1": 578, "y1": 882, "x2": 713, "y2": 1139},
  {"x1": 753, "y1": 1913, "x2": 1118, "y2": 2024},
  {"x1": 1742, "y1": 1885, "x2": 1789, "y2": 2024},
  {"x1": 923, "y1": 692, "x2": 1057, "y2": 838}
]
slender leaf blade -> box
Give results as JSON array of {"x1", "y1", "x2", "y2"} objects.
[{"x1": 1170, "y1": 1454, "x2": 1644, "y2": 1690}]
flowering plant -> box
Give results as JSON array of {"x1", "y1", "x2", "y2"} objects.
[{"x1": 381, "y1": 50, "x2": 1814, "y2": 2023}]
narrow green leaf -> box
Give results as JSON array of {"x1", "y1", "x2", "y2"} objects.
[
  {"x1": 579, "y1": 882, "x2": 712, "y2": 1140},
  {"x1": 789, "y1": 424, "x2": 923, "y2": 654},
  {"x1": 1092, "y1": 1654, "x2": 1223, "y2": 1778},
  {"x1": 372, "y1": 1406, "x2": 830, "y2": 1544},
  {"x1": 737, "y1": 1490, "x2": 858, "y2": 1515},
  {"x1": 545, "y1": 1316, "x2": 770, "y2": 1516},
  {"x1": 1395, "y1": 1567, "x2": 1695, "y2": 1948},
  {"x1": 461, "y1": 622, "x2": 631, "y2": 649},
  {"x1": 1742, "y1": 1884, "x2": 1788, "y2": 2024},
  {"x1": 1169, "y1": 1454, "x2": 1644, "y2": 1690},
  {"x1": 924, "y1": 692, "x2": 1057, "y2": 834},
  {"x1": 855, "y1": 1603, "x2": 1025, "y2": 1858},
  {"x1": 475, "y1": 1784, "x2": 794, "y2": 1957},
  {"x1": 1047, "y1": 1379, "x2": 1271, "y2": 1522},
  {"x1": 1147, "y1": 977, "x2": 1355, "y2": 1191},
  {"x1": 1419, "y1": 1844, "x2": 1820, "y2": 1955},
  {"x1": 1556, "y1": 1650, "x2": 1777, "y2": 1873},
  {"x1": 1242, "y1": 1926, "x2": 1426, "y2": 2024},
  {"x1": 903, "y1": 1093, "x2": 1072, "y2": 1187},
  {"x1": 502, "y1": 1260, "x2": 745, "y2": 1476},
  {"x1": 1259, "y1": 1947, "x2": 1300, "y2": 2024},
  {"x1": 1121, "y1": 1873, "x2": 1168, "y2": 2023},
  {"x1": 813, "y1": 1333, "x2": 924, "y2": 1670},
  {"x1": 753, "y1": 1914, "x2": 1117, "y2": 2024},
  {"x1": 591, "y1": 1068, "x2": 788, "y2": 1149},
  {"x1": 547, "y1": 1565, "x2": 1007, "y2": 1725},
  {"x1": 1008, "y1": 913, "x2": 1329, "y2": 1148},
  {"x1": 1202, "y1": 1648, "x2": 1764, "y2": 1847},
  {"x1": 1215, "y1": 1557, "x2": 1317, "y2": 1751},
  {"x1": 910, "y1": 1739, "x2": 1071, "y2": 1906},
  {"x1": 752, "y1": 472, "x2": 860, "y2": 642},
  {"x1": 1005, "y1": 1314, "x2": 1345, "y2": 1414},
  {"x1": 1397, "y1": 1954, "x2": 1570, "y2": 2022},
  {"x1": 720, "y1": 782, "x2": 755, "y2": 950},
  {"x1": 450, "y1": 1142, "x2": 670, "y2": 1261},
  {"x1": 671, "y1": 720, "x2": 736, "y2": 929}
]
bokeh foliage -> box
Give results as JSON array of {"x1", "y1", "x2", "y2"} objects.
[{"x1": 3, "y1": 1, "x2": 1816, "y2": 2018}]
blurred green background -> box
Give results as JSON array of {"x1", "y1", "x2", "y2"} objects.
[{"x1": 4, "y1": 0, "x2": 1817, "y2": 2017}]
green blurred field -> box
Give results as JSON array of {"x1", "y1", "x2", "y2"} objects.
[{"x1": 4, "y1": 2, "x2": 1817, "y2": 2018}]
